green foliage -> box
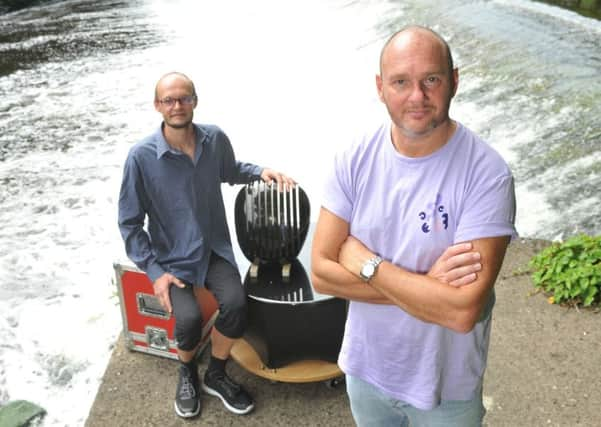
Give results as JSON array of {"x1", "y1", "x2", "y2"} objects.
[{"x1": 529, "y1": 234, "x2": 601, "y2": 307}]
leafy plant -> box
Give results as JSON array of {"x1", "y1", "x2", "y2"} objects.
[{"x1": 529, "y1": 234, "x2": 601, "y2": 307}]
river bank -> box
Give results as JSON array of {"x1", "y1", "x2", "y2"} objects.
[
  {"x1": 538, "y1": 0, "x2": 601, "y2": 18},
  {"x1": 2, "y1": 1, "x2": 600, "y2": 18},
  {"x1": 85, "y1": 238, "x2": 601, "y2": 427}
]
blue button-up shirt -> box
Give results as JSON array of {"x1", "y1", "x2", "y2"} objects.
[{"x1": 118, "y1": 123, "x2": 262, "y2": 285}]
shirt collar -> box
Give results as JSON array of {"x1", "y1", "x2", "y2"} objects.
[{"x1": 154, "y1": 123, "x2": 208, "y2": 160}]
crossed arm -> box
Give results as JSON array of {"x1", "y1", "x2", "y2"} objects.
[{"x1": 310, "y1": 208, "x2": 511, "y2": 333}]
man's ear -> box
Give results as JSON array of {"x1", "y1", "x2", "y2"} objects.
[
  {"x1": 451, "y1": 68, "x2": 459, "y2": 97},
  {"x1": 375, "y1": 74, "x2": 385, "y2": 102}
]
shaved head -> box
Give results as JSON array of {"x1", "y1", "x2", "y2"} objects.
[
  {"x1": 155, "y1": 71, "x2": 197, "y2": 101},
  {"x1": 380, "y1": 26, "x2": 455, "y2": 91}
]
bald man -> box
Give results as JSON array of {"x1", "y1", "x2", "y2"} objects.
[
  {"x1": 118, "y1": 72, "x2": 295, "y2": 419},
  {"x1": 311, "y1": 26, "x2": 516, "y2": 426}
]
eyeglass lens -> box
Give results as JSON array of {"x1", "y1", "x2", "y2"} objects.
[{"x1": 159, "y1": 96, "x2": 195, "y2": 107}]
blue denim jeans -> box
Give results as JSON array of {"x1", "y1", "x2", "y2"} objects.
[{"x1": 346, "y1": 374, "x2": 485, "y2": 427}]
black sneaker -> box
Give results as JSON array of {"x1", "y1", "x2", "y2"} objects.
[
  {"x1": 174, "y1": 363, "x2": 201, "y2": 418},
  {"x1": 202, "y1": 370, "x2": 255, "y2": 415}
]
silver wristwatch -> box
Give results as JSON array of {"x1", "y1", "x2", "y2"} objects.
[{"x1": 359, "y1": 256, "x2": 383, "y2": 282}]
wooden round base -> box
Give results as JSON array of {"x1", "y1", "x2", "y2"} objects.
[{"x1": 230, "y1": 338, "x2": 343, "y2": 383}]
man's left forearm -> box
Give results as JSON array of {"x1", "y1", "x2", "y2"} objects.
[{"x1": 338, "y1": 235, "x2": 510, "y2": 333}]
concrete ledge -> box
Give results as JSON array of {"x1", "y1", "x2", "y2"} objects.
[
  {"x1": 86, "y1": 239, "x2": 601, "y2": 426},
  {"x1": 85, "y1": 333, "x2": 352, "y2": 426}
]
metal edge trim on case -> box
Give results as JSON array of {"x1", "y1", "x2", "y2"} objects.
[
  {"x1": 129, "y1": 331, "x2": 179, "y2": 360},
  {"x1": 113, "y1": 262, "x2": 131, "y2": 341},
  {"x1": 130, "y1": 331, "x2": 178, "y2": 348}
]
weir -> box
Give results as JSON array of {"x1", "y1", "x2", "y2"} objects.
[{"x1": 0, "y1": 1, "x2": 599, "y2": 425}]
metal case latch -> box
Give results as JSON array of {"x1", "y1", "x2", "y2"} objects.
[{"x1": 145, "y1": 326, "x2": 169, "y2": 351}]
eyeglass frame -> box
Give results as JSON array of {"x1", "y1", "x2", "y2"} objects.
[{"x1": 156, "y1": 95, "x2": 197, "y2": 108}]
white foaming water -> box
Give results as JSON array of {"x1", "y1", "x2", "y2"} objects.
[
  {"x1": 451, "y1": 96, "x2": 560, "y2": 239},
  {"x1": 0, "y1": 1, "x2": 599, "y2": 426},
  {"x1": 0, "y1": 31, "x2": 172, "y2": 426},
  {"x1": 147, "y1": 0, "x2": 391, "y2": 217},
  {"x1": 0, "y1": 1, "x2": 388, "y2": 425},
  {"x1": 0, "y1": 131, "x2": 128, "y2": 425}
]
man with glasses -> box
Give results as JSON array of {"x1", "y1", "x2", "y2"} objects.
[{"x1": 118, "y1": 71, "x2": 295, "y2": 419}]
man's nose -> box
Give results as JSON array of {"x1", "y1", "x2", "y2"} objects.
[{"x1": 407, "y1": 80, "x2": 427, "y2": 101}]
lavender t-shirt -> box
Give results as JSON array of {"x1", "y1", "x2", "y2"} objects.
[{"x1": 322, "y1": 120, "x2": 517, "y2": 410}]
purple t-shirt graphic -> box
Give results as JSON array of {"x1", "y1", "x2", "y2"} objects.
[{"x1": 322, "y1": 120, "x2": 517, "y2": 410}]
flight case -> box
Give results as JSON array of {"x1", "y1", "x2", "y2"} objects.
[{"x1": 113, "y1": 263, "x2": 218, "y2": 360}]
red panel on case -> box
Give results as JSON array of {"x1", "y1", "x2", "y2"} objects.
[
  {"x1": 116, "y1": 264, "x2": 219, "y2": 359},
  {"x1": 120, "y1": 270, "x2": 219, "y2": 338},
  {"x1": 121, "y1": 270, "x2": 176, "y2": 336}
]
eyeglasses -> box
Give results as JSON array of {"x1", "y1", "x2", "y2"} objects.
[{"x1": 157, "y1": 95, "x2": 196, "y2": 107}]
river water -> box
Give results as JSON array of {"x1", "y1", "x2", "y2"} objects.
[{"x1": 0, "y1": 0, "x2": 599, "y2": 425}]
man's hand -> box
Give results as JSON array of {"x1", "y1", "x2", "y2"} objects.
[
  {"x1": 427, "y1": 242, "x2": 481, "y2": 287},
  {"x1": 260, "y1": 168, "x2": 296, "y2": 191},
  {"x1": 153, "y1": 273, "x2": 186, "y2": 314}
]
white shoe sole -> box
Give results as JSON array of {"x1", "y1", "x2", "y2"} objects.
[
  {"x1": 174, "y1": 400, "x2": 201, "y2": 418},
  {"x1": 202, "y1": 383, "x2": 255, "y2": 415}
]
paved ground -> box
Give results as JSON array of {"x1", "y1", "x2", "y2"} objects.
[{"x1": 86, "y1": 239, "x2": 601, "y2": 426}]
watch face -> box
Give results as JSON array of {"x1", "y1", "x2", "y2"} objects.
[{"x1": 361, "y1": 263, "x2": 375, "y2": 278}]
